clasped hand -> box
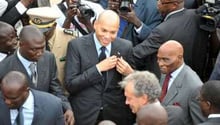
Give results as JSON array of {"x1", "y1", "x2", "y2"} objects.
[{"x1": 96, "y1": 55, "x2": 134, "y2": 76}]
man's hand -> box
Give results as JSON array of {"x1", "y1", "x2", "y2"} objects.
[
  {"x1": 96, "y1": 56, "x2": 118, "y2": 72},
  {"x1": 116, "y1": 57, "x2": 134, "y2": 76},
  {"x1": 119, "y1": 4, "x2": 142, "y2": 28},
  {"x1": 64, "y1": 109, "x2": 75, "y2": 125}
]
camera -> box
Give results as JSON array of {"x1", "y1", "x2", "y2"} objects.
[
  {"x1": 69, "y1": 2, "x2": 95, "y2": 20},
  {"x1": 119, "y1": 0, "x2": 133, "y2": 13},
  {"x1": 196, "y1": 0, "x2": 220, "y2": 32}
]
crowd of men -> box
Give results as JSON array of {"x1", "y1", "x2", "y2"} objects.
[{"x1": 0, "y1": 0, "x2": 220, "y2": 125}]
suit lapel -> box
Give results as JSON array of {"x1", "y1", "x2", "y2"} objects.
[
  {"x1": 14, "y1": 53, "x2": 36, "y2": 88},
  {"x1": 84, "y1": 35, "x2": 99, "y2": 65},
  {"x1": 163, "y1": 67, "x2": 186, "y2": 105},
  {"x1": 36, "y1": 57, "x2": 47, "y2": 88},
  {"x1": 31, "y1": 90, "x2": 42, "y2": 125}
]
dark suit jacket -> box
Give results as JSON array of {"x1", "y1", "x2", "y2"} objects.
[
  {"x1": 161, "y1": 65, "x2": 206, "y2": 125},
  {"x1": 209, "y1": 51, "x2": 220, "y2": 80},
  {"x1": 198, "y1": 117, "x2": 220, "y2": 125},
  {"x1": 121, "y1": 0, "x2": 162, "y2": 46},
  {"x1": 0, "y1": 0, "x2": 22, "y2": 26},
  {"x1": 133, "y1": 9, "x2": 209, "y2": 78},
  {"x1": 0, "y1": 89, "x2": 65, "y2": 125},
  {"x1": 0, "y1": 51, "x2": 71, "y2": 111},
  {"x1": 65, "y1": 34, "x2": 135, "y2": 125}
]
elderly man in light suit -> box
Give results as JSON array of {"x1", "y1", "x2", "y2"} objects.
[{"x1": 157, "y1": 40, "x2": 206, "y2": 125}]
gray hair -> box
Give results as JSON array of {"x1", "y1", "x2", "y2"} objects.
[{"x1": 119, "y1": 71, "x2": 161, "y2": 103}]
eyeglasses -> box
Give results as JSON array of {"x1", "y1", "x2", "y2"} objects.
[{"x1": 157, "y1": 0, "x2": 180, "y2": 4}]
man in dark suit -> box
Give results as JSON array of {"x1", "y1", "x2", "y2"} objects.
[
  {"x1": 198, "y1": 80, "x2": 220, "y2": 125},
  {"x1": 157, "y1": 40, "x2": 206, "y2": 125},
  {"x1": 65, "y1": 10, "x2": 135, "y2": 125},
  {"x1": 0, "y1": 0, "x2": 35, "y2": 26},
  {"x1": 0, "y1": 25, "x2": 74, "y2": 125},
  {"x1": 0, "y1": 71, "x2": 65, "y2": 125},
  {"x1": 119, "y1": 70, "x2": 185, "y2": 125},
  {"x1": 132, "y1": 0, "x2": 209, "y2": 79}
]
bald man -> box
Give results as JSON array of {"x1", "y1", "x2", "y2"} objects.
[
  {"x1": 65, "y1": 10, "x2": 135, "y2": 125},
  {"x1": 137, "y1": 103, "x2": 168, "y2": 125},
  {"x1": 157, "y1": 40, "x2": 206, "y2": 125},
  {"x1": 0, "y1": 21, "x2": 18, "y2": 61},
  {"x1": 0, "y1": 71, "x2": 64, "y2": 125},
  {"x1": 98, "y1": 120, "x2": 116, "y2": 125}
]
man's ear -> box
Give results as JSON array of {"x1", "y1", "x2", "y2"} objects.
[
  {"x1": 93, "y1": 20, "x2": 98, "y2": 30},
  {"x1": 141, "y1": 94, "x2": 148, "y2": 105}
]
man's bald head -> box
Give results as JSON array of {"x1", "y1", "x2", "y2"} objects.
[
  {"x1": 157, "y1": 40, "x2": 184, "y2": 74},
  {"x1": 137, "y1": 103, "x2": 168, "y2": 125},
  {"x1": 98, "y1": 120, "x2": 116, "y2": 125},
  {"x1": 94, "y1": 10, "x2": 120, "y2": 46},
  {"x1": 19, "y1": 25, "x2": 45, "y2": 44},
  {"x1": 1, "y1": 71, "x2": 29, "y2": 89},
  {"x1": 1, "y1": 71, "x2": 29, "y2": 109},
  {"x1": 159, "y1": 40, "x2": 184, "y2": 57},
  {"x1": 96, "y1": 10, "x2": 120, "y2": 29}
]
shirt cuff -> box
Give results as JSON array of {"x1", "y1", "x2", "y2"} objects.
[
  {"x1": 134, "y1": 22, "x2": 143, "y2": 34},
  {"x1": 16, "y1": 1, "x2": 27, "y2": 15},
  {"x1": 0, "y1": 0, "x2": 8, "y2": 16},
  {"x1": 96, "y1": 65, "x2": 102, "y2": 75}
]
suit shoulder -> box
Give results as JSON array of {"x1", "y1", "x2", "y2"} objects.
[
  {"x1": 115, "y1": 37, "x2": 133, "y2": 47},
  {"x1": 180, "y1": 65, "x2": 203, "y2": 86},
  {"x1": 32, "y1": 90, "x2": 62, "y2": 105}
]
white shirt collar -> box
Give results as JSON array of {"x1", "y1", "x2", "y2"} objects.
[
  {"x1": 170, "y1": 63, "x2": 184, "y2": 79},
  {"x1": 22, "y1": 90, "x2": 34, "y2": 110},
  {"x1": 167, "y1": 63, "x2": 184, "y2": 90},
  {"x1": 17, "y1": 49, "x2": 36, "y2": 76},
  {"x1": 93, "y1": 33, "x2": 111, "y2": 57},
  {"x1": 0, "y1": 52, "x2": 7, "y2": 62},
  {"x1": 164, "y1": 8, "x2": 184, "y2": 21},
  {"x1": 208, "y1": 114, "x2": 220, "y2": 118}
]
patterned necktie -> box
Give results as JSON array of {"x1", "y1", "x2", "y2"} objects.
[
  {"x1": 160, "y1": 73, "x2": 171, "y2": 102},
  {"x1": 16, "y1": 107, "x2": 24, "y2": 125},
  {"x1": 99, "y1": 46, "x2": 107, "y2": 85},
  {"x1": 29, "y1": 62, "x2": 38, "y2": 87}
]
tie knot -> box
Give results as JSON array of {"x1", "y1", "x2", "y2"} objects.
[
  {"x1": 29, "y1": 63, "x2": 36, "y2": 70},
  {"x1": 165, "y1": 73, "x2": 171, "y2": 79},
  {"x1": 100, "y1": 46, "x2": 106, "y2": 52}
]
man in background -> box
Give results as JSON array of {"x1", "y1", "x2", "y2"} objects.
[
  {"x1": 0, "y1": 71, "x2": 65, "y2": 125},
  {"x1": 198, "y1": 80, "x2": 220, "y2": 125},
  {"x1": 157, "y1": 40, "x2": 205, "y2": 124}
]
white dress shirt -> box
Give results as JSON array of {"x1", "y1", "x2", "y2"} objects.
[
  {"x1": 17, "y1": 49, "x2": 37, "y2": 77},
  {"x1": 167, "y1": 63, "x2": 184, "y2": 90},
  {"x1": 10, "y1": 91, "x2": 34, "y2": 125}
]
